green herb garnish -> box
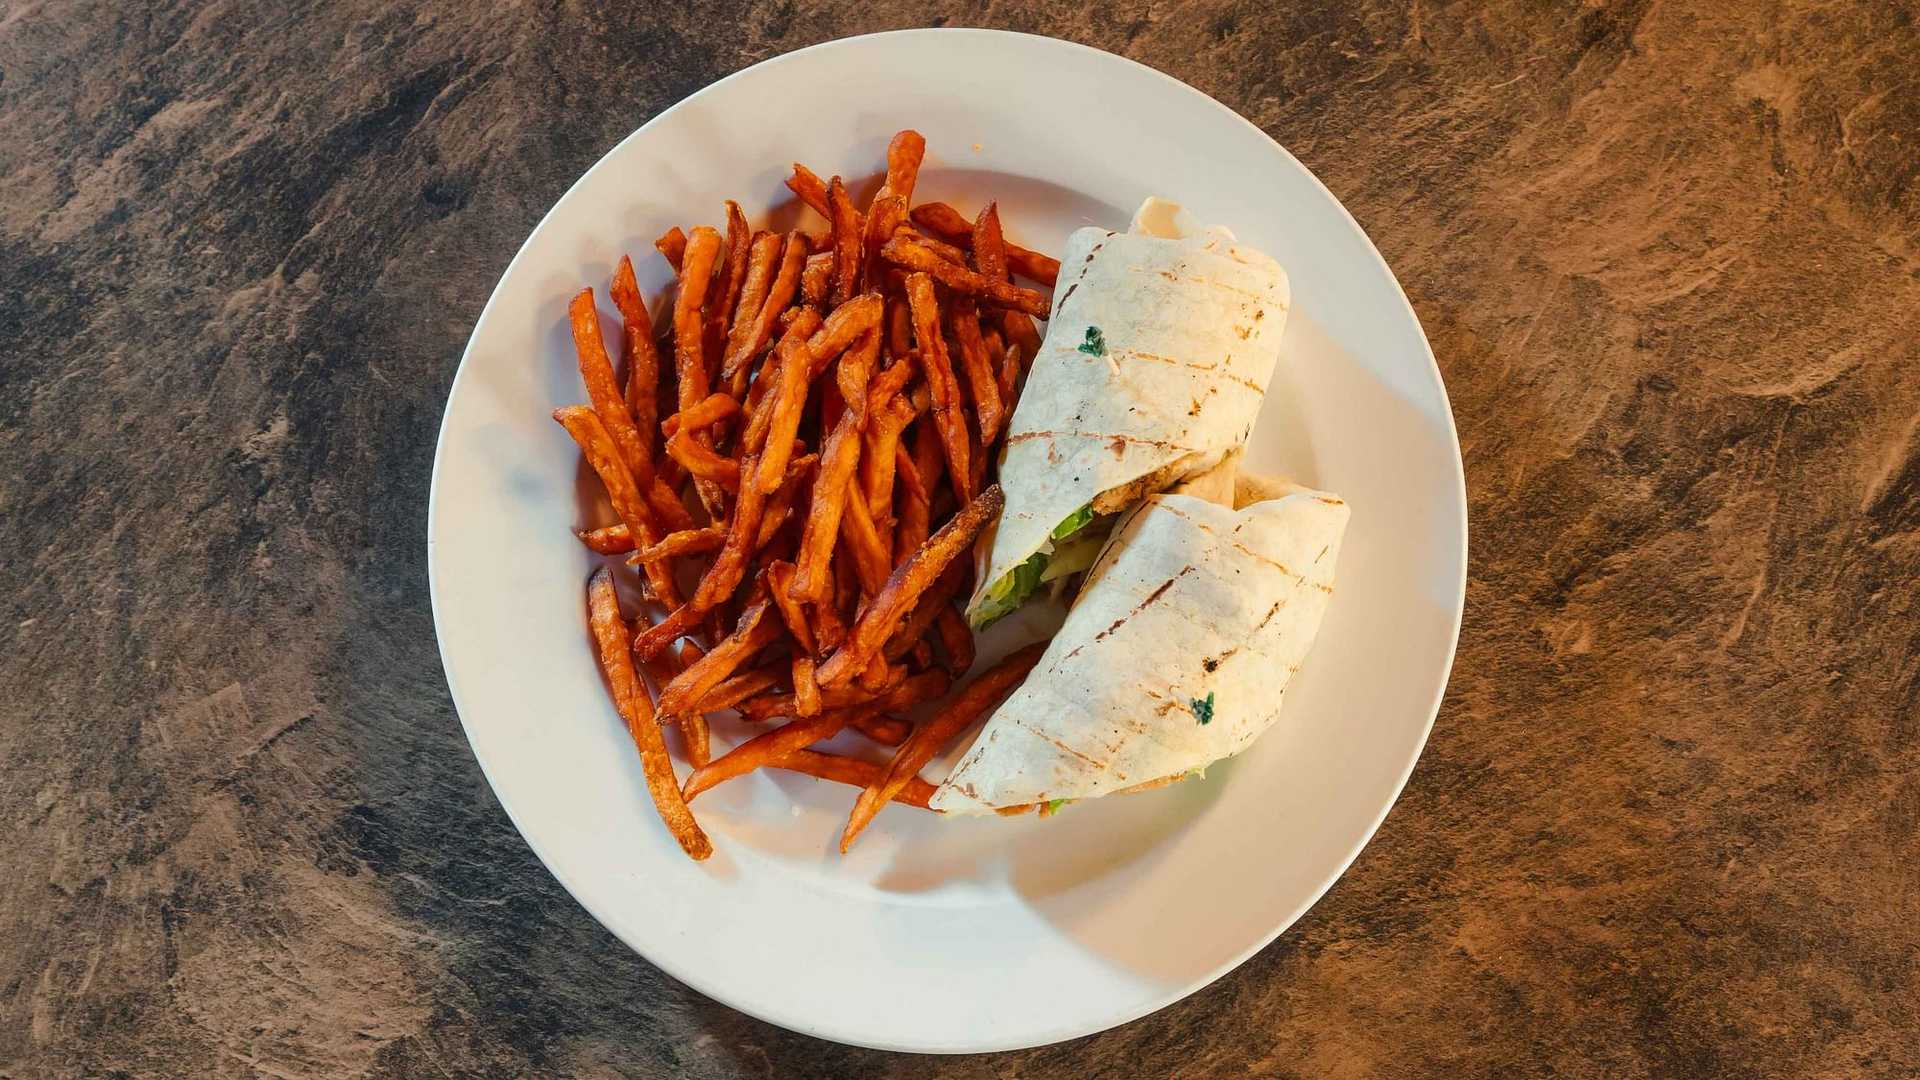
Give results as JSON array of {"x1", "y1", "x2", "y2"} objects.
[
  {"x1": 1188, "y1": 692, "x2": 1215, "y2": 725},
  {"x1": 1077, "y1": 325, "x2": 1106, "y2": 356},
  {"x1": 1044, "y1": 798, "x2": 1072, "y2": 815}
]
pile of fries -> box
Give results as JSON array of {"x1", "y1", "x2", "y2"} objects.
[{"x1": 553, "y1": 130, "x2": 1064, "y2": 860}]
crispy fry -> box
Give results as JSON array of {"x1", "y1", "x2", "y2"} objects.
[
  {"x1": 883, "y1": 234, "x2": 1051, "y2": 317},
  {"x1": 904, "y1": 272, "x2": 973, "y2": 502},
  {"x1": 663, "y1": 428, "x2": 740, "y2": 489},
  {"x1": 860, "y1": 395, "x2": 914, "y2": 546},
  {"x1": 741, "y1": 307, "x2": 822, "y2": 455},
  {"x1": 722, "y1": 233, "x2": 807, "y2": 383},
  {"x1": 569, "y1": 288, "x2": 659, "y2": 524},
  {"x1": 654, "y1": 226, "x2": 687, "y2": 273},
  {"x1": 737, "y1": 668, "x2": 949, "y2": 722},
  {"x1": 804, "y1": 293, "x2": 884, "y2": 380},
  {"x1": 857, "y1": 652, "x2": 896, "y2": 693},
  {"x1": 909, "y1": 201, "x2": 1061, "y2": 285},
  {"x1": 632, "y1": 526, "x2": 725, "y2": 562},
  {"x1": 884, "y1": 559, "x2": 969, "y2": 661},
  {"x1": 933, "y1": 604, "x2": 976, "y2": 676},
  {"x1": 576, "y1": 523, "x2": 634, "y2": 555},
  {"x1": 722, "y1": 232, "x2": 781, "y2": 378},
  {"x1": 970, "y1": 201, "x2": 1009, "y2": 279},
  {"x1": 767, "y1": 749, "x2": 938, "y2": 809},
  {"x1": 849, "y1": 711, "x2": 910, "y2": 745},
  {"x1": 885, "y1": 294, "x2": 913, "y2": 358},
  {"x1": 610, "y1": 256, "x2": 663, "y2": 466},
  {"x1": 691, "y1": 451, "x2": 768, "y2": 611},
  {"x1": 691, "y1": 667, "x2": 783, "y2": 716},
  {"x1": 633, "y1": 602, "x2": 704, "y2": 661},
  {"x1": 657, "y1": 599, "x2": 779, "y2": 719},
  {"x1": 713, "y1": 201, "x2": 751, "y2": 366},
  {"x1": 800, "y1": 251, "x2": 833, "y2": 306},
  {"x1": 553, "y1": 407, "x2": 680, "y2": 605},
  {"x1": 792, "y1": 404, "x2": 861, "y2": 602},
  {"x1": 587, "y1": 568, "x2": 711, "y2": 860},
  {"x1": 837, "y1": 476, "x2": 890, "y2": 595},
  {"x1": 900, "y1": 225, "x2": 968, "y2": 265},
  {"x1": 756, "y1": 450, "x2": 815, "y2": 551},
  {"x1": 755, "y1": 321, "x2": 819, "y2": 494},
  {"x1": 862, "y1": 194, "x2": 907, "y2": 292},
  {"x1": 948, "y1": 296, "x2": 1004, "y2": 444},
  {"x1": 896, "y1": 419, "x2": 942, "y2": 560},
  {"x1": 816, "y1": 484, "x2": 1003, "y2": 688},
  {"x1": 811, "y1": 594, "x2": 847, "y2": 654},
  {"x1": 674, "y1": 226, "x2": 726, "y2": 514},
  {"x1": 791, "y1": 655, "x2": 821, "y2": 717},
  {"x1": 764, "y1": 560, "x2": 817, "y2": 656},
  {"x1": 882, "y1": 129, "x2": 927, "y2": 204},
  {"x1": 836, "y1": 326, "x2": 881, "y2": 431},
  {"x1": 682, "y1": 704, "x2": 877, "y2": 801},
  {"x1": 840, "y1": 641, "x2": 1046, "y2": 852},
  {"x1": 997, "y1": 340, "x2": 1024, "y2": 406},
  {"x1": 661, "y1": 391, "x2": 740, "y2": 439},
  {"x1": 827, "y1": 176, "x2": 861, "y2": 306},
  {"x1": 893, "y1": 441, "x2": 928, "y2": 506},
  {"x1": 785, "y1": 162, "x2": 831, "y2": 218}
]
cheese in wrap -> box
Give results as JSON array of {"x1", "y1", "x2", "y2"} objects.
[
  {"x1": 932, "y1": 480, "x2": 1348, "y2": 813},
  {"x1": 967, "y1": 198, "x2": 1291, "y2": 625}
]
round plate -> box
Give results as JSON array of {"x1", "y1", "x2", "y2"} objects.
[{"x1": 429, "y1": 28, "x2": 1465, "y2": 1053}]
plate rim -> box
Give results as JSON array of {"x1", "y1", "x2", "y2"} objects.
[{"x1": 427, "y1": 26, "x2": 1468, "y2": 1053}]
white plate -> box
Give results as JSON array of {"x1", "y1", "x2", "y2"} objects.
[{"x1": 429, "y1": 28, "x2": 1465, "y2": 1053}]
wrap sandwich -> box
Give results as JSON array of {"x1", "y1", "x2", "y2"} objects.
[
  {"x1": 968, "y1": 197, "x2": 1292, "y2": 626},
  {"x1": 932, "y1": 473, "x2": 1349, "y2": 813}
]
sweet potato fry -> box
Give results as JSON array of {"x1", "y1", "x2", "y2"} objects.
[
  {"x1": 654, "y1": 226, "x2": 687, "y2": 273},
  {"x1": 785, "y1": 162, "x2": 831, "y2": 218},
  {"x1": 610, "y1": 256, "x2": 663, "y2": 464},
  {"x1": 862, "y1": 194, "x2": 907, "y2": 292},
  {"x1": 633, "y1": 526, "x2": 725, "y2": 562},
  {"x1": 860, "y1": 395, "x2": 914, "y2": 544},
  {"x1": 840, "y1": 640, "x2": 1046, "y2": 852},
  {"x1": 568, "y1": 289, "x2": 657, "y2": 521},
  {"x1": 899, "y1": 226, "x2": 968, "y2": 265},
  {"x1": 681, "y1": 704, "x2": 876, "y2": 801},
  {"x1": 553, "y1": 407, "x2": 680, "y2": 605},
  {"x1": 848, "y1": 710, "x2": 910, "y2": 745},
  {"x1": 754, "y1": 320, "x2": 820, "y2": 494},
  {"x1": 895, "y1": 420, "x2": 942, "y2": 560},
  {"x1": 736, "y1": 668, "x2": 948, "y2": 723},
  {"x1": 800, "y1": 251, "x2": 833, "y2": 306},
  {"x1": 722, "y1": 232, "x2": 780, "y2": 374},
  {"x1": 812, "y1": 591, "x2": 847, "y2": 653},
  {"x1": 828, "y1": 176, "x2": 861, "y2": 307},
  {"x1": 713, "y1": 201, "x2": 751, "y2": 361},
  {"x1": 722, "y1": 232, "x2": 806, "y2": 383},
  {"x1": 791, "y1": 655, "x2": 821, "y2": 717},
  {"x1": 997, "y1": 340, "x2": 1024, "y2": 406},
  {"x1": 885, "y1": 294, "x2": 913, "y2": 358},
  {"x1": 883, "y1": 234, "x2": 1051, "y2": 317},
  {"x1": 884, "y1": 559, "x2": 969, "y2": 662},
  {"x1": 657, "y1": 599, "x2": 779, "y2": 719},
  {"x1": 791, "y1": 405, "x2": 861, "y2": 602},
  {"x1": 948, "y1": 296, "x2": 1004, "y2": 444},
  {"x1": 904, "y1": 272, "x2": 972, "y2": 502},
  {"x1": 765, "y1": 559, "x2": 816, "y2": 656},
  {"x1": 586, "y1": 568, "x2": 710, "y2": 860},
  {"x1": 691, "y1": 451, "x2": 767, "y2": 611},
  {"x1": 663, "y1": 428, "x2": 740, "y2": 489},
  {"x1": 970, "y1": 201, "x2": 1009, "y2": 279},
  {"x1": 576, "y1": 523, "x2": 634, "y2": 555},
  {"x1": 671, "y1": 639, "x2": 712, "y2": 766},
  {"x1": 882, "y1": 129, "x2": 926, "y2": 204},
  {"x1": 909, "y1": 201, "x2": 1061, "y2": 285},
  {"x1": 767, "y1": 749, "x2": 938, "y2": 809},
  {"x1": 838, "y1": 478, "x2": 892, "y2": 596},
  {"x1": 755, "y1": 450, "x2": 815, "y2": 551},
  {"x1": 933, "y1": 604, "x2": 976, "y2": 676},
  {"x1": 815, "y1": 484, "x2": 1003, "y2": 688},
  {"x1": 836, "y1": 326, "x2": 881, "y2": 430},
  {"x1": 741, "y1": 307, "x2": 822, "y2": 455},
  {"x1": 673, "y1": 227, "x2": 722, "y2": 409},
  {"x1": 804, "y1": 293, "x2": 884, "y2": 380},
  {"x1": 893, "y1": 442, "x2": 928, "y2": 506},
  {"x1": 690, "y1": 667, "x2": 783, "y2": 716},
  {"x1": 661, "y1": 391, "x2": 740, "y2": 438},
  {"x1": 633, "y1": 601, "x2": 704, "y2": 661}
]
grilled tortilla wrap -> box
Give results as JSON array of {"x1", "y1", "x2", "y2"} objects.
[
  {"x1": 932, "y1": 477, "x2": 1348, "y2": 814},
  {"x1": 966, "y1": 198, "x2": 1292, "y2": 626}
]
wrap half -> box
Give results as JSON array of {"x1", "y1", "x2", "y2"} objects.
[
  {"x1": 967, "y1": 198, "x2": 1292, "y2": 625},
  {"x1": 932, "y1": 480, "x2": 1349, "y2": 814}
]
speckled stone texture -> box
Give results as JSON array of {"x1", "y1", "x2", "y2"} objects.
[{"x1": 3, "y1": 1, "x2": 1916, "y2": 1076}]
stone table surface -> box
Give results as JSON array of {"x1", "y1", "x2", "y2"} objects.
[{"x1": 4, "y1": 1, "x2": 1917, "y2": 1076}]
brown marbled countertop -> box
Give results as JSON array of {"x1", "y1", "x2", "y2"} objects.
[{"x1": 3, "y1": 2, "x2": 1916, "y2": 1076}]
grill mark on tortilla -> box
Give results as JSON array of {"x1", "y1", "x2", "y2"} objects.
[
  {"x1": 1125, "y1": 265, "x2": 1284, "y2": 306},
  {"x1": 1156, "y1": 502, "x2": 1336, "y2": 592},
  {"x1": 1061, "y1": 567, "x2": 1193, "y2": 663},
  {"x1": 1007, "y1": 430, "x2": 1196, "y2": 451},
  {"x1": 1012, "y1": 714, "x2": 1109, "y2": 771},
  {"x1": 1086, "y1": 348, "x2": 1267, "y2": 394}
]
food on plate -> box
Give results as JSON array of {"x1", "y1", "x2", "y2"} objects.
[
  {"x1": 967, "y1": 197, "x2": 1292, "y2": 627},
  {"x1": 933, "y1": 477, "x2": 1349, "y2": 814},
  {"x1": 553, "y1": 129, "x2": 1058, "y2": 857}
]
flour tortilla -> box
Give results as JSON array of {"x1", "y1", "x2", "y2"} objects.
[
  {"x1": 932, "y1": 478, "x2": 1348, "y2": 813},
  {"x1": 965, "y1": 198, "x2": 1291, "y2": 622}
]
